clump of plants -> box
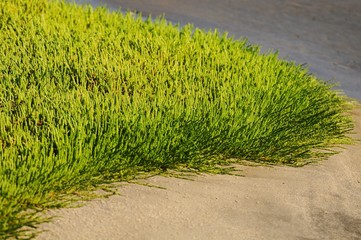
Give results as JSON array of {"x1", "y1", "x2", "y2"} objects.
[{"x1": 0, "y1": 0, "x2": 353, "y2": 238}]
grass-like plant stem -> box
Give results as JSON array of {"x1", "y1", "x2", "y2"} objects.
[{"x1": 0, "y1": 0, "x2": 354, "y2": 238}]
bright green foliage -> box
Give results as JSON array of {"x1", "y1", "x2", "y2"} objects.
[{"x1": 0, "y1": 0, "x2": 353, "y2": 238}]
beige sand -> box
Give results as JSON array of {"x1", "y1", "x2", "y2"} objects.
[
  {"x1": 36, "y1": 0, "x2": 361, "y2": 239},
  {"x1": 36, "y1": 107, "x2": 361, "y2": 240}
]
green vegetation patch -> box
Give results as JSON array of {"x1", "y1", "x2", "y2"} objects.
[{"x1": 0, "y1": 0, "x2": 354, "y2": 238}]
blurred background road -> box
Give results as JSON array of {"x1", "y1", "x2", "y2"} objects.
[{"x1": 77, "y1": 0, "x2": 361, "y2": 100}]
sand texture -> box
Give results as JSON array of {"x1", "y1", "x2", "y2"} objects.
[
  {"x1": 38, "y1": 107, "x2": 361, "y2": 240},
  {"x1": 37, "y1": 0, "x2": 361, "y2": 239}
]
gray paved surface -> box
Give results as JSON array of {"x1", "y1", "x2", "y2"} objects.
[{"x1": 79, "y1": 0, "x2": 361, "y2": 100}]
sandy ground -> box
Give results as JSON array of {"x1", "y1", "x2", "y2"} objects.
[
  {"x1": 38, "y1": 1, "x2": 361, "y2": 239},
  {"x1": 38, "y1": 108, "x2": 361, "y2": 240}
]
